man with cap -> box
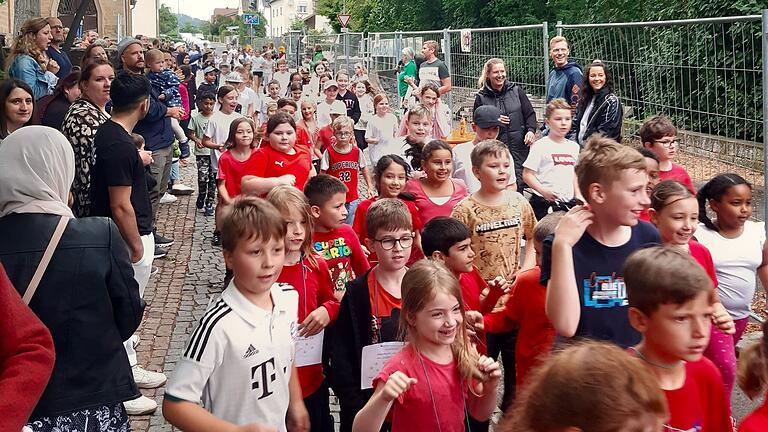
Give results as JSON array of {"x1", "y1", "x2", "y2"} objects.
[
  {"x1": 452, "y1": 105, "x2": 516, "y2": 193},
  {"x1": 116, "y1": 37, "x2": 182, "y2": 254},
  {"x1": 316, "y1": 79, "x2": 339, "y2": 128}
]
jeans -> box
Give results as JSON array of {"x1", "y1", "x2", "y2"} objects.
[
  {"x1": 149, "y1": 144, "x2": 173, "y2": 222},
  {"x1": 345, "y1": 199, "x2": 360, "y2": 226}
]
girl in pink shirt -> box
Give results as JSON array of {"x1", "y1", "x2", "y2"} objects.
[
  {"x1": 737, "y1": 320, "x2": 768, "y2": 432},
  {"x1": 403, "y1": 140, "x2": 468, "y2": 224},
  {"x1": 352, "y1": 260, "x2": 501, "y2": 432}
]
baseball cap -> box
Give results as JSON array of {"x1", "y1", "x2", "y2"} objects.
[
  {"x1": 225, "y1": 72, "x2": 244, "y2": 83},
  {"x1": 323, "y1": 80, "x2": 339, "y2": 91},
  {"x1": 174, "y1": 41, "x2": 185, "y2": 49},
  {"x1": 473, "y1": 105, "x2": 503, "y2": 129},
  {"x1": 203, "y1": 66, "x2": 217, "y2": 74},
  {"x1": 330, "y1": 100, "x2": 347, "y2": 115}
]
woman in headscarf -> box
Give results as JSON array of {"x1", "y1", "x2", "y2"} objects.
[{"x1": 0, "y1": 126, "x2": 143, "y2": 432}]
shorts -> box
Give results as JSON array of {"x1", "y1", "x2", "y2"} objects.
[{"x1": 252, "y1": 71, "x2": 263, "y2": 77}]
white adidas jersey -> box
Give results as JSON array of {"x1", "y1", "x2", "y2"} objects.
[{"x1": 166, "y1": 282, "x2": 298, "y2": 429}]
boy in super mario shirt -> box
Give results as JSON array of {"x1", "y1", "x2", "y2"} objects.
[{"x1": 304, "y1": 174, "x2": 370, "y2": 300}]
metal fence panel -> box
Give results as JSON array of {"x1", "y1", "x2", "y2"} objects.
[{"x1": 559, "y1": 16, "x2": 764, "y2": 220}]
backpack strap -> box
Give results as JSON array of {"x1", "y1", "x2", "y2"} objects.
[{"x1": 23, "y1": 217, "x2": 68, "y2": 305}]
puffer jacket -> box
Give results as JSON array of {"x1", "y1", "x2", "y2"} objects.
[
  {"x1": 0, "y1": 213, "x2": 143, "y2": 417},
  {"x1": 570, "y1": 87, "x2": 623, "y2": 145}
]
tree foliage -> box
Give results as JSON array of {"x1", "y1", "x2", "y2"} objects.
[{"x1": 159, "y1": 4, "x2": 178, "y2": 35}]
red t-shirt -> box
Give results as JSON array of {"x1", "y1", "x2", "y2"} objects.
[
  {"x1": 324, "y1": 145, "x2": 363, "y2": 202},
  {"x1": 689, "y1": 240, "x2": 718, "y2": 288},
  {"x1": 217, "y1": 147, "x2": 258, "y2": 197},
  {"x1": 317, "y1": 125, "x2": 335, "y2": 151},
  {"x1": 277, "y1": 256, "x2": 340, "y2": 397},
  {"x1": 374, "y1": 345, "x2": 467, "y2": 432},
  {"x1": 663, "y1": 357, "x2": 732, "y2": 431},
  {"x1": 247, "y1": 144, "x2": 312, "y2": 192},
  {"x1": 483, "y1": 267, "x2": 555, "y2": 388},
  {"x1": 260, "y1": 126, "x2": 312, "y2": 152},
  {"x1": 312, "y1": 225, "x2": 371, "y2": 296},
  {"x1": 367, "y1": 269, "x2": 401, "y2": 319},
  {"x1": 740, "y1": 395, "x2": 768, "y2": 432},
  {"x1": 352, "y1": 197, "x2": 424, "y2": 265},
  {"x1": 403, "y1": 178, "x2": 468, "y2": 225},
  {"x1": 457, "y1": 267, "x2": 497, "y2": 356},
  {"x1": 660, "y1": 163, "x2": 695, "y2": 193}
]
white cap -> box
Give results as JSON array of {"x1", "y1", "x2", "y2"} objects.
[
  {"x1": 225, "y1": 72, "x2": 244, "y2": 83},
  {"x1": 330, "y1": 100, "x2": 347, "y2": 115}
]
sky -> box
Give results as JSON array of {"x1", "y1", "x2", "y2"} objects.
[{"x1": 161, "y1": 1, "x2": 241, "y2": 21}]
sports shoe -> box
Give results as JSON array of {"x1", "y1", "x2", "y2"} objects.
[
  {"x1": 169, "y1": 183, "x2": 195, "y2": 196},
  {"x1": 212, "y1": 231, "x2": 222, "y2": 247},
  {"x1": 196, "y1": 196, "x2": 205, "y2": 210},
  {"x1": 204, "y1": 205, "x2": 214, "y2": 217},
  {"x1": 153, "y1": 246, "x2": 167, "y2": 259},
  {"x1": 123, "y1": 395, "x2": 157, "y2": 415},
  {"x1": 159, "y1": 192, "x2": 177, "y2": 204},
  {"x1": 150, "y1": 266, "x2": 159, "y2": 276},
  {"x1": 154, "y1": 232, "x2": 174, "y2": 247},
  {"x1": 179, "y1": 139, "x2": 191, "y2": 159},
  {"x1": 132, "y1": 364, "x2": 167, "y2": 389}
]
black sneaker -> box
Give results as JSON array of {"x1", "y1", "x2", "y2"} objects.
[
  {"x1": 154, "y1": 232, "x2": 174, "y2": 247},
  {"x1": 179, "y1": 140, "x2": 191, "y2": 159},
  {"x1": 196, "y1": 196, "x2": 204, "y2": 210},
  {"x1": 153, "y1": 246, "x2": 168, "y2": 259},
  {"x1": 211, "y1": 231, "x2": 222, "y2": 247}
]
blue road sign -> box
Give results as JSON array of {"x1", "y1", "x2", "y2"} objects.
[{"x1": 243, "y1": 14, "x2": 260, "y2": 25}]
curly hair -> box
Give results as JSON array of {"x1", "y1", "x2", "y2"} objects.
[{"x1": 7, "y1": 18, "x2": 50, "y2": 71}]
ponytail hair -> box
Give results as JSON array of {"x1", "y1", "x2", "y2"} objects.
[
  {"x1": 404, "y1": 139, "x2": 452, "y2": 172},
  {"x1": 696, "y1": 173, "x2": 751, "y2": 232},
  {"x1": 400, "y1": 260, "x2": 483, "y2": 383},
  {"x1": 737, "y1": 320, "x2": 768, "y2": 399}
]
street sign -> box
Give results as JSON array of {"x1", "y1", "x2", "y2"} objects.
[
  {"x1": 243, "y1": 14, "x2": 260, "y2": 25},
  {"x1": 338, "y1": 13, "x2": 351, "y2": 28}
]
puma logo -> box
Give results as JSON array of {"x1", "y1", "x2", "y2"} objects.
[{"x1": 275, "y1": 161, "x2": 285, "y2": 167}]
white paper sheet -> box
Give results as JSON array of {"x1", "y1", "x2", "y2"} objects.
[
  {"x1": 295, "y1": 330, "x2": 324, "y2": 367},
  {"x1": 360, "y1": 341, "x2": 406, "y2": 389}
]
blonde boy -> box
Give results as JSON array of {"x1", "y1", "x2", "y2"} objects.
[
  {"x1": 163, "y1": 196, "x2": 308, "y2": 431},
  {"x1": 542, "y1": 135, "x2": 659, "y2": 348},
  {"x1": 451, "y1": 139, "x2": 536, "y2": 411}
]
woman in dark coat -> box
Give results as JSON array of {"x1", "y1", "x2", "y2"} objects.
[
  {"x1": 570, "y1": 59, "x2": 623, "y2": 146},
  {"x1": 0, "y1": 126, "x2": 143, "y2": 431},
  {"x1": 35, "y1": 70, "x2": 81, "y2": 129},
  {"x1": 474, "y1": 58, "x2": 538, "y2": 190}
]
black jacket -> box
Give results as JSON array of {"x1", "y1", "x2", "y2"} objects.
[
  {"x1": 473, "y1": 80, "x2": 538, "y2": 152},
  {"x1": 337, "y1": 90, "x2": 362, "y2": 124},
  {"x1": 570, "y1": 87, "x2": 623, "y2": 145},
  {"x1": 0, "y1": 213, "x2": 143, "y2": 417},
  {"x1": 330, "y1": 269, "x2": 394, "y2": 432}
]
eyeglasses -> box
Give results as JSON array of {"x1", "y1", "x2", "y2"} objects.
[
  {"x1": 374, "y1": 235, "x2": 414, "y2": 250},
  {"x1": 653, "y1": 139, "x2": 677, "y2": 148},
  {"x1": 335, "y1": 131, "x2": 353, "y2": 137}
]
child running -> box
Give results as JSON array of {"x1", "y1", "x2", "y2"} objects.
[
  {"x1": 353, "y1": 155, "x2": 424, "y2": 266},
  {"x1": 398, "y1": 105, "x2": 434, "y2": 169},
  {"x1": 352, "y1": 260, "x2": 501, "y2": 432},
  {"x1": 267, "y1": 186, "x2": 340, "y2": 432},
  {"x1": 320, "y1": 115, "x2": 374, "y2": 225},
  {"x1": 522, "y1": 99, "x2": 581, "y2": 220},
  {"x1": 502, "y1": 341, "x2": 668, "y2": 432},
  {"x1": 624, "y1": 246, "x2": 732, "y2": 431},
  {"x1": 163, "y1": 196, "x2": 309, "y2": 431},
  {"x1": 403, "y1": 140, "x2": 468, "y2": 224},
  {"x1": 365, "y1": 94, "x2": 399, "y2": 168},
  {"x1": 737, "y1": 320, "x2": 768, "y2": 431},
  {"x1": 216, "y1": 117, "x2": 259, "y2": 209},
  {"x1": 241, "y1": 112, "x2": 315, "y2": 196},
  {"x1": 648, "y1": 179, "x2": 736, "y2": 394},
  {"x1": 695, "y1": 174, "x2": 768, "y2": 363},
  {"x1": 330, "y1": 198, "x2": 413, "y2": 432},
  {"x1": 189, "y1": 92, "x2": 216, "y2": 215},
  {"x1": 398, "y1": 83, "x2": 450, "y2": 140}
]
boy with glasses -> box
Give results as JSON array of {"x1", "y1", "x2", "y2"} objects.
[{"x1": 640, "y1": 115, "x2": 695, "y2": 193}]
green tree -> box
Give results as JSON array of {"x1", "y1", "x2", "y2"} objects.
[
  {"x1": 237, "y1": 11, "x2": 267, "y2": 39},
  {"x1": 159, "y1": 4, "x2": 178, "y2": 34},
  {"x1": 179, "y1": 22, "x2": 198, "y2": 33}
]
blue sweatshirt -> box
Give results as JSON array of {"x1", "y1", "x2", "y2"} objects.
[{"x1": 547, "y1": 59, "x2": 583, "y2": 109}]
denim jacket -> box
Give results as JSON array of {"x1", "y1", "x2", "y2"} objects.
[{"x1": 8, "y1": 54, "x2": 50, "y2": 100}]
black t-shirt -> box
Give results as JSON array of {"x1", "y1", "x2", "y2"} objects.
[
  {"x1": 540, "y1": 221, "x2": 660, "y2": 347},
  {"x1": 90, "y1": 119, "x2": 153, "y2": 236}
]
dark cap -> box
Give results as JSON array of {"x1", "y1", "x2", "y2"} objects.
[{"x1": 473, "y1": 105, "x2": 503, "y2": 129}]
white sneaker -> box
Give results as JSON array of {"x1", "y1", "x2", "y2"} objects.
[
  {"x1": 159, "y1": 192, "x2": 177, "y2": 204},
  {"x1": 169, "y1": 183, "x2": 195, "y2": 195},
  {"x1": 132, "y1": 365, "x2": 167, "y2": 389},
  {"x1": 123, "y1": 395, "x2": 157, "y2": 415}
]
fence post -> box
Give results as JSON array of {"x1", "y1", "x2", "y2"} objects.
[
  {"x1": 442, "y1": 28, "x2": 453, "y2": 117},
  {"x1": 396, "y1": 32, "x2": 403, "y2": 71},
  {"x1": 556, "y1": 20, "x2": 563, "y2": 37},
  {"x1": 345, "y1": 32, "x2": 350, "y2": 74},
  {"x1": 762, "y1": 9, "x2": 768, "y2": 237},
  {"x1": 543, "y1": 22, "x2": 550, "y2": 100}
]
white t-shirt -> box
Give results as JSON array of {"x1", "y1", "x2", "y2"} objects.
[
  {"x1": 273, "y1": 71, "x2": 291, "y2": 95},
  {"x1": 365, "y1": 113, "x2": 400, "y2": 168},
  {"x1": 262, "y1": 59, "x2": 275, "y2": 84},
  {"x1": 165, "y1": 282, "x2": 298, "y2": 430},
  {"x1": 252, "y1": 56, "x2": 266, "y2": 72},
  {"x1": 522, "y1": 136, "x2": 579, "y2": 200},
  {"x1": 695, "y1": 221, "x2": 766, "y2": 319},
  {"x1": 316, "y1": 99, "x2": 335, "y2": 128},
  {"x1": 204, "y1": 110, "x2": 244, "y2": 170},
  {"x1": 238, "y1": 87, "x2": 258, "y2": 117},
  {"x1": 259, "y1": 95, "x2": 281, "y2": 124},
  {"x1": 453, "y1": 140, "x2": 517, "y2": 194}
]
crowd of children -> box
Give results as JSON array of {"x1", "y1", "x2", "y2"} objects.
[{"x1": 149, "y1": 43, "x2": 768, "y2": 432}]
